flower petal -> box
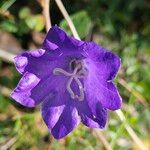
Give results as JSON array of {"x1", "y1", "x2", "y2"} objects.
[
  {"x1": 11, "y1": 72, "x2": 40, "y2": 107},
  {"x1": 84, "y1": 74, "x2": 122, "y2": 111},
  {"x1": 43, "y1": 25, "x2": 84, "y2": 51},
  {"x1": 14, "y1": 48, "x2": 66, "y2": 78},
  {"x1": 13, "y1": 46, "x2": 82, "y2": 107},
  {"x1": 14, "y1": 56, "x2": 28, "y2": 74},
  {"x1": 14, "y1": 49, "x2": 45, "y2": 74},
  {"x1": 51, "y1": 106, "x2": 80, "y2": 139},
  {"x1": 83, "y1": 42, "x2": 121, "y2": 81},
  {"x1": 41, "y1": 94, "x2": 66, "y2": 130},
  {"x1": 78, "y1": 100, "x2": 107, "y2": 128},
  {"x1": 41, "y1": 92, "x2": 80, "y2": 139},
  {"x1": 83, "y1": 42, "x2": 122, "y2": 111},
  {"x1": 68, "y1": 77, "x2": 107, "y2": 128},
  {"x1": 12, "y1": 48, "x2": 68, "y2": 106},
  {"x1": 14, "y1": 47, "x2": 84, "y2": 80}
]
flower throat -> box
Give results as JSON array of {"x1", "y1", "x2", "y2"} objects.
[{"x1": 53, "y1": 59, "x2": 87, "y2": 101}]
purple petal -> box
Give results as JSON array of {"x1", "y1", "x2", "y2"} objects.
[
  {"x1": 14, "y1": 49, "x2": 45, "y2": 74},
  {"x1": 14, "y1": 48, "x2": 84, "y2": 79},
  {"x1": 83, "y1": 42, "x2": 122, "y2": 111},
  {"x1": 41, "y1": 94, "x2": 66, "y2": 130},
  {"x1": 12, "y1": 52, "x2": 69, "y2": 107},
  {"x1": 11, "y1": 72, "x2": 40, "y2": 107},
  {"x1": 51, "y1": 106, "x2": 80, "y2": 139},
  {"x1": 12, "y1": 48, "x2": 68, "y2": 106},
  {"x1": 41, "y1": 92, "x2": 80, "y2": 139},
  {"x1": 43, "y1": 40, "x2": 59, "y2": 50},
  {"x1": 83, "y1": 42, "x2": 121, "y2": 81},
  {"x1": 84, "y1": 75, "x2": 122, "y2": 111},
  {"x1": 78, "y1": 100, "x2": 107, "y2": 128},
  {"x1": 43, "y1": 25, "x2": 84, "y2": 51},
  {"x1": 14, "y1": 49, "x2": 64, "y2": 76},
  {"x1": 14, "y1": 55, "x2": 28, "y2": 74},
  {"x1": 13, "y1": 47, "x2": 79, "y2": 107},
  {"x1": 31, "y1": 74, "x2": 68, "y2": 106},
  {"x1": 67, "y1": 77, "x2": 107, "y2": 128}
]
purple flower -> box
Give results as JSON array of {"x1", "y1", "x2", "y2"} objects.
[{"x1": 11, "y1": 26, "x2": 122, "y2": 139}]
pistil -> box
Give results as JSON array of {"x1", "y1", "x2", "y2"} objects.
[{"x1": 53, "y1": 61, "x2": 86, "y2": 101}]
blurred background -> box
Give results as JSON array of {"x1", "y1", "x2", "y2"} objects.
[{"x1": 0, "y1": 0, "x2": 149, "y2": 149}]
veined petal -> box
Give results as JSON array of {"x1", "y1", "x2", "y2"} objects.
[
  {"x1": 12, "y1": 48, "x2": 69, "y2": 107},
  {"x1": 43, "y1": 25, "x2": 84, "y2": 51},
  {"x1": 84, "y1": 72, "x2": 122, "y2": 111},
  {"x1": 14, "y1": 56, "x2": 28, "y2": 74},
  {"x1": 14, "y1": 47, "x2": 84, "y2": 79},
  {"x1": 11, "y1": 72, "x2": 40, "y2": 107},
  {"x1": 41, "y1": 90, "x2": 80, "y2": 139},
  {"x1": 12, "y1": 47, "x2": 80, "y2": 107},
  {"x1": 15, "y1": 49, "x2": 45, "y2": 74},
  {"x1": 83, "y1": 42, "x2": 121, "y2": 81},
  {"x1": 31, "y1": 74, "x2": 68, "y2": 106},
  {"x1": 77, "y1": 100, "x2": 107, "y2": 128},
  {"x1": 41, "y1": 94, "x2": 66, "y2": 130},
  {"x1": 83, "y1": 42, "x2": 121, "y2": 111},
  {"x1": 51, "y1": 106, "x2": 80, "y2": 139},
  {"x1": 14, "y1": 49, "x2": 45, "y2": 74},
  {"x1": 102, "y1": 82, "x2": 122, "y2": 110},
  {"x1": 14, "y1": 48, "x2": 65, "y2": 78}
]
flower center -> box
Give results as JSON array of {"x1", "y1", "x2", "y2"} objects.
[{"x1": 53, "y1": 60, "x2": 87, "y2": 101}]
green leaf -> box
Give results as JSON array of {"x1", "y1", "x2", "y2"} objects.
[
  {"x1": 19, "y1": 7, "x2": 31, "y2": 19},
  {"x1": 0, "y1": 95, "x2": 9, "y2": 112},
  {"x1": 25, "y1": 15, "x2": 45, "y2": 31},
  {"x1": 60, "y1": 10, "x2": 92, "y2": 39},
  {"x1": 0, "y1": 0, "x2": 16, "y2": 11},
  {"x1": 0, "y1": 20, "x2": 18, "y2": 33}
]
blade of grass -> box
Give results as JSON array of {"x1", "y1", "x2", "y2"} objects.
[
  {"x1": 43, "y1": 0, "x2": 51, "y2": 32},
  {"x1": 93, "y1": 129, "x2": 112, "y2": 150},
  {"x1": 0, "y1": 85, "x2": 12, "y2": 97},
  {"x1": 0, "y1": 0, "x2": 16, "y2": 12},
  {"x1": 110, "y1": 123, "x2": 125, "y2": 148},
  {"x1": 55, "y1": 0, "x2": 80, "y2": 40},
  {"x1": 0, "y1": 137, "x2": 17, "y2": 150},
  {"x1": 0, "y1": 49, "x2": 15, "y2": 63},
  {"x1": 116, "y1": 110, "x2": 147, "y2": 150},
  {"x1": 118, "y1": 79, "x2": 148, "y2": 107}
]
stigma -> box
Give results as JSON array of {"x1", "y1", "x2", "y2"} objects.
[{"x1": 53, "y1": 60, "x2": 87, "y2": 101}]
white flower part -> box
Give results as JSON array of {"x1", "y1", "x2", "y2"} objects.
[{"x1": 53, "y1": 61, "x2": 87, "y2": 101}]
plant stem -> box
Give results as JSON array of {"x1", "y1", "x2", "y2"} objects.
[
  {"x1": 43, "y1": 0, "x2": 51, "y2": 32},
  {"x1": 55, "y1": 0, "x2": 80, "y2": 40},
  {"x1": 0, "y1": 49, "x2": 15, "y2": 63}
]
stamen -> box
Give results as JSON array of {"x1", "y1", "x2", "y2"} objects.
[{"x1": 53, "y1": 61, "x2": 87, "y2": 101}]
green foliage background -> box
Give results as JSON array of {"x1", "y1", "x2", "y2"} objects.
[{"x1": 0, "y1": 0, "x2": 149, "y2": 149}]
